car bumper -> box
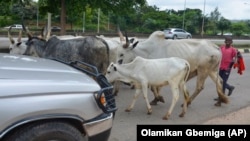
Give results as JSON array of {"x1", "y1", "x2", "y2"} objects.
[{"x1": 83, "y1": 113, "x2": 114, "y2": 141}]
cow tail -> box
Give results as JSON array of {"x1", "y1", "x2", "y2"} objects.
[
  {"x1": 101, "y1": 38, "x2": 110, "y2": 65},
  {"x1": 184, "y1": 61, "x2": 190, "y2": 83},
  {"x1": 99, "y1": 38, "x2": 110, "y2": 74}
]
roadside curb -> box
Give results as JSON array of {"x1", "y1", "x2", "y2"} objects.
[{"x1": 238, "y1": 48, "x2": 250, "y2": 53}]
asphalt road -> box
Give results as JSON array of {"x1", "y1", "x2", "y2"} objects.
[{"x1": 108, "y1": 54, "x2": 250, "y2": 141}]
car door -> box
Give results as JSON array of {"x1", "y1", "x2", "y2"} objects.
[{"x1": 178, "y1": 29, "x2": 186, "y2": 39}]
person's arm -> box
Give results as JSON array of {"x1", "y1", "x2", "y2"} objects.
[{"x1": 228, "y1": 47, "x2": 237, "y2": 70}]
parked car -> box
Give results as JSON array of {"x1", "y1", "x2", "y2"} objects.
[
  {"x1": 51, "y1": 26, "x2": 61, "y2": 32},
  {"x1": 0, "y1": 53, "x2": 117, "y2": 141},
  {"x1": 217, "y1": 32, "x2": 233, "y2": 36},
  {"x1": 4, "y1": 24, "x2": 23, "y2": 30},
  {"x1": 163, "y1": 28, "x2": 192, "y2": 39}
]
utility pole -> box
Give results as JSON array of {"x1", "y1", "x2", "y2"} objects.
[
  {"x1": 97, "y1": 8, "x2": 100, "y2": 34},
  {"x1": 182, "y1": 0, "x2": 186, "y2": 30},
  {"x1": 201, "y1": 0, "x2": 206, "y2": 38},
  {"x1": 83, "y1": 11, "x2": 85, "y2": 33},
  {"x1": 36, "y1": 2, "x2": 39, "y2": 28}
]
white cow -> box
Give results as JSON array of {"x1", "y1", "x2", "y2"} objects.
[
  {"x1": 116, "y1": 30, "x2": 228, "y2": 107},
  {"x1": 105, "y1": 56, "x2": 190, "y2": 120},
  {"x1": 98, "y1": 34, "x2": 138, "y2": 96}
]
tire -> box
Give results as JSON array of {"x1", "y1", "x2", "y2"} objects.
[
  {"x1": 4, "y1": 121, "x2": 86, "y2": 141},
  {"x1": 186, "y1": 35, "x2": 191, "y2": 39},
  {"x1": 173, "y1": 35, "x2": 177, "y2": 40}
]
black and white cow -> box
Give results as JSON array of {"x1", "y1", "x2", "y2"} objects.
[{"x1": 22, "y1": 26, "x2": 110, "y2": 74}]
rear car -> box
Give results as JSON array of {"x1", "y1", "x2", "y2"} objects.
[
  {"x1": 163, "y1": 28, "x2": 192, "y2": 39},
  {"x1": 0, "y1": 53, "x2": 117, "y2": 141},
  {"x1": 4, "y1": 24, "x2": 23, "y2": 30},
  {"x1": 51, "y1": 26, "x2": 61, "y2": 32}
]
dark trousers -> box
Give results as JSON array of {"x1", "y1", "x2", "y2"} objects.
[{"x1": 219, "y1": 69, "x2": 232, "y2": 93}]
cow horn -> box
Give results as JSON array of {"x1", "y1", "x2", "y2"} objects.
[
  {"x1": 8, "y1": 26, "x2": 15, "y2": 44},
  {"x1": 46, "y1": 26, "x2": 51, "y2": 41},
  {"x1": 125, "y1": 31, "x2": 129, "y2": 47},
  {"x1": 117, "y1": 26, "x2": 125, "y2": 42},
  {"x1": 22, "y1": 23, "x2": 33, "y2": 39},
  {"x1": 17, "y1": 29, "x2": 22, "y2": 43},
  {"x1": 40, "y1": 26, "x2": 46, "y2": 39}
]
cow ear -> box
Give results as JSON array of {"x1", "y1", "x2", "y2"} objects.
[
  {"x1": 17, "y1": 42, "x2": 22, "y2": 46},
  {"x1": 129, "y1": 38, "x2": 134, "y2": 43},
  {"x1": 132, "y1": 41, "x2": 139, "y2": 48}
]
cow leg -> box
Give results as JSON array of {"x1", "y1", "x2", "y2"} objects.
[
  {"x1": 112, "y1": 81, "x2": 120, "y2": 96},
  {"x1": 179, "y1": 82, "x2": 190, "y2": 117},
  {"x1": 162, "y1": 83, "x2": 179, "y2": 120},
  {"x1": 187, "y1": 69, "x2": 208, "y2": 106},
  {"x1": 125, "y1": 88, "x2": 141, "y2": 112},
  {"x1": 141, "y1": 82, "x2": 152, "y2": 115},
  {"x1": 150, "y1": 86, "x2": 165, "y2": 105},
  {"x1": 209, "y1": 71, "x2": 229, "y2": 105}
]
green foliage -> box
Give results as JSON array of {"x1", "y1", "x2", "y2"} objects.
[
  {"x1": 1, "y1": 0, "x2": 249, "y2": 36},
  {"x1": 217, "y1": 17, "x2": 231, "y2": 35},
  {"x1": 231, "y1": 22, "x2": 248, "y2": 36}
]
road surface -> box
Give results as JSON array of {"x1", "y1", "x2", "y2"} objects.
[{"x1": 108, "y1": 54, "x2": 250, "y2": 141}]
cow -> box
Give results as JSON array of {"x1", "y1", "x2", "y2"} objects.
[
  {"x1": 97, "y1": 34, "x2": 141, "y2": 96},
  {"x1": 8, "y1": 27, "x2": 27, "y2": 55},
  {"x1": 116, "y1": 30, "x2": 229, "y2": 107},
  {"x1": 24, "y1": 35, "x2": 110, "y2": 74},
  {"x1": 105, "y1": 56, "x2": 190, "y2": 120},
  {"x1": 21, "y1": 25, "x2": 110, "y2": 74}
]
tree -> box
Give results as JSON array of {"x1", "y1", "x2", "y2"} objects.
[
  {"x1": 231, "y1": 22, "x2": 248, "y2": 36},
  {"x1": 208, "y1": 7, "x2": 221, "y2": 34},
  {"x1": 39, "y1": 0, "x2": 147, "y2": 35},
  {"x1": 217, "y1": 17, "x2": 231, "y2": 35}
]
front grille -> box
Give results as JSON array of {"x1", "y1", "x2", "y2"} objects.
[
  {"x1": 95, "y1": 74, "x2": 117, "y2": 113},
  {"x1": 51, "y1": 59, "x2": 117, "y2": 114}
]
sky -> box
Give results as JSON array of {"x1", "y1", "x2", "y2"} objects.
[{"x1": 147, "y1": 0, "x2": 250, "y2": 20}]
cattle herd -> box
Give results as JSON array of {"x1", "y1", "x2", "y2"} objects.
[{"x1": 7, "y1": 24, "x2": 229, "y2": 120}]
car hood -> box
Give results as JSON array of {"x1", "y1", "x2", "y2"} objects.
[{"x1": 0, "y1": 54, "x2": 100, "y2": 97}]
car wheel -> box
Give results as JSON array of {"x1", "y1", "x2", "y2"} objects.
[
  {"x1": 186, "y1": 36, "x2": 191, "y2": 39},
  {"x1": 4, "y1": 121, "x2": 86, "y2": 141},
  {"x1": 173, "y1": 35, "x2": 177, "y2": 40}
]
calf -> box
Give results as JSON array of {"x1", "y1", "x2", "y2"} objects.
[{"x1": 105, "y1": 56, "x2": 190, "y2": 120}]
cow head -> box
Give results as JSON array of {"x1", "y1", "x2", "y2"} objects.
[
  {"x1": 8, "y1": 26, "x2": 28, "y2": 55},
  {"x1": 116, "y1": 29, "x2": 139, "y2": 64},
  {"x1": 22, "y1": 24, "x2": 48, "y2": 57},
  {"x1": 105, "y1": 62, "x2": 131, "y2": 84},
  {"x1": 23, "y1": 36, "x2": 47, "y2": 57},
  {"x1": 105, "y1": 63, "x2": 118, "y2": 83}
]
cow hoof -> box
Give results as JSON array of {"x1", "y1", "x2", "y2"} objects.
[
  {"x1": 220, "y1": 96, "x2": 229, "y2": 104},
  {"x1": 214, "y1": 102, "x2": 221, "y2": 107},
  {"x1": 162, "y1": 116, "x2": 169, "y2": 120},
  {"x1": 150, "y1": 98, "x2": 158, "y2": 105},
  {"x1": 125, "y1": 109, "x2": 131, "y2": 112},
  {"x1": 179, "y1": 113, "x2": 185, "y2": 117},
  {"x1": 158, "y1": 96, "x2": 165, "y2": 103},
  {"x1": 147, "y1": 109, "x2": 152, "y2": 115}
]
